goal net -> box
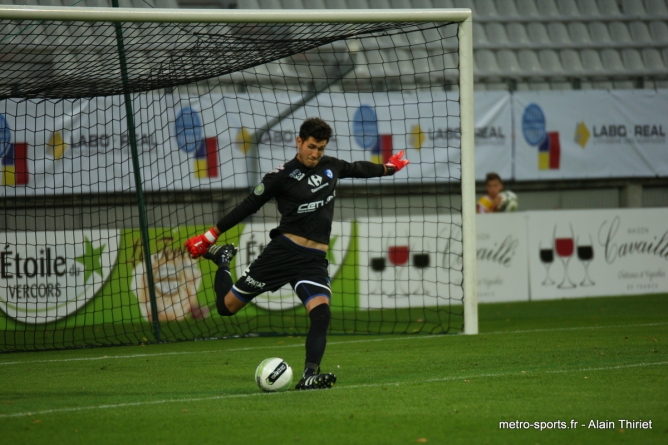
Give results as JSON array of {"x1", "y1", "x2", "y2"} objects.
[{"x1": 0, "y1": 5, "x2": 476, "y2": 351}]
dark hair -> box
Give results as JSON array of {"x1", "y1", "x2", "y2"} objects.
[
  {"x1": 299, "y1": 117, "x2": 333, "y2": 142},
  {"x1": 485, "y1": 172, "x2": 502, "y2": 184}
]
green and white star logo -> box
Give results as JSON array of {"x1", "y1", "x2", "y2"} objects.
[{"x1": 75, "y1": 237, "x2": 106, "y2": 284}]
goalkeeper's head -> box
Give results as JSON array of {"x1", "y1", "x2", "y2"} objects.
[
  {"x1": 299, "y1": 117, "x2": 332, "y2": 143},
  {"x1": 296, "y1": 118, "x2": 333, "y2": 168}
]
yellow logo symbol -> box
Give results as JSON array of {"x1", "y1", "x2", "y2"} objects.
[
  {"x1": 47, "y1": 131, "x2": 67, "y2": 159},
  {"x1": 574, "y1": 122, "x2": 590, "y2": 149},
  {"x1": 409, "y1": 124, "x2": 426, "y2": 150},
  {"x1": 235, "y1": 127, "x2": 253, "y2": 154}
]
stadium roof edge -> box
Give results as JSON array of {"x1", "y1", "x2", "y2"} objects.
[{"x1": 0, "y1": 6, "x2": 471, "y2": 24}]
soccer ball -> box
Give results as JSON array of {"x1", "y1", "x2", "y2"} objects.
[
  {"x1": 497, "y1": 190, "x2": 518, "y2": 212},
  {"x1": 255, "y1": 357, "x2": 293, "y2": 392}
]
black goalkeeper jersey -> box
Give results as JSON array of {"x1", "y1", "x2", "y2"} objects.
[{"x1": 216, "y1": 155, "x2": 386, "y2": 245}]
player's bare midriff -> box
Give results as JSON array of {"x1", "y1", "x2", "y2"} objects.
[{"x1": 282, "y1": 232, "x2": 328, "y2": 252}]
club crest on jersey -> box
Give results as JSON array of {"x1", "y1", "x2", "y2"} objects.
[
  {"x1": 289, "y1": 169, "x2": 305, "y2": 181},
  {"x1": 324, "y1": 169, "x2": 334, "y2": 179},
  {"x1": 308, "y1": 174, "x2": 322, "y2": 187}
]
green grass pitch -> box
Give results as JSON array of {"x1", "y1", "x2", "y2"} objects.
[{"x1": 1, "y1": 294, "x2": 666, "y2": 445}]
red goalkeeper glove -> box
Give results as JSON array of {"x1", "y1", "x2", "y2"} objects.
[
  {"x1": 184, "y1": 228, "x2": 218, "y2": 259},
  {"x1": 384, "y1": 150, "x2": 410, "y2": 176}
]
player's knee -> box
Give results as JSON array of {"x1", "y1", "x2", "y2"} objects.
[
  {"x1": 309, "y1": 303, "x2": 331, "y2": 323},
  {"x1": 216, "y1": 297, "x2": 235, "y2": 317}
]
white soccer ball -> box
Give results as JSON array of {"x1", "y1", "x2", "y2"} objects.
[
  {"x1": 255, "y1": 357, "x2": 293, "y2": 392},
  {"x1": 498, "y1": 190, "x2": 518, "y2": 212}
]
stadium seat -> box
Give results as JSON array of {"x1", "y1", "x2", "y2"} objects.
[
  {"x1": 389, "y1": 0, "x2": 413, "y2": 7},
  {"x1": 642, "y1": 48, "x2": 666, "y2": 70},
  {"x1": 650, "y1": 21, "x2": 668, "y2": 41},
  {"x1": 601, "y1": 48, "x2": 625, "y2": 73},
  {"x1": 518, "y1": 49, "x2": 542, "y2": 74},
  {"x1": 475, "y1": 49, "x2": 499, "y2": 73},
  {"x1": 452, "y1": 0, "x2": 472, "y2": 11},
  {"x1": 608, "y1": 22, "x2": 632, "y2": 43},
  {"x1": 537, "y1": 0, "x2": 560, "y2": 17},
  {"x1": 258, "y1": 0, "x2": 283, "y2": 8},
  {"x1": 427, "y1": 52, "x2": 445, "y2": 73},
  {"x1": 581, "y1": 49, "x2": 605, "y2": 72},
  {"x1": 547, "y1": 23, "x2": 571, "y2": 45},
  {"x1": 240, "y1": 0, "x2": 260, "y2": 8},
  {"x1": 527, "y1": 23, "x2": 551, "y2": 44},
  {"x1": 621, "y1": 48, "x2": 645, "y2": 70},
  {"x1": 323, "y1": 0, "x2": 347, "y2": 8},
  {"x1": 558, "y1": 0, "x2": 581, "y2": 16},
  {"x1": 577, "y1": 0, "x2": 600, "y2": 15},
  {"x1": 597, "y1": 0, "x2": 622, "y2": 16},
  {"x1": 644, "y1": 0, "x2": 668, "y2": 15},
  {"x1": 347, "y1": 0, "x2": 371, "y2": 8},
  {"x1": 629, "y1": 21, "x2": 653, "y2": 43},
  {"x1": 589, "y1": 21, "x2": 611, "y2": 42},
  {"x1": 515, "y1": 0, "x2": 541, "y2": 16},
  {"x1": 444, "y1": 51, "x2": 458, "y2": 69},
  {"x1": 507, "y1": 23, "x2": 530, "y2": 45},
  {"x1": 82, "y1": 0, "x2": 112, "y2": 6},
  {"x1": 136, "y1": 0, "x2": 180, "y2": 6},
  {"x1": 473, "y1": 22, "x2": 487, "y2": 46},
  {"x1": 485, "y1": 23, "x2": 509, "y2": 45},
  {"x1": 495, "y1": 0, "x2": 518, "y2": 16},
  {"x1": 360, "y1": 51, "x2": 394, "y2": 78},
  {"x1": 539, "y1": 49, "x2": 564, "y2": 73},
  {"x1": 621, "y1": 0, "x2": 647, "y2": 15},
  {"x1": 280, "y1": 0, "x2": 305, "y2": 8},
  {"x1": 569, "y1": 22, "x2": 592, "y2": 44},
  {"x1": 429, "y1": 52, "x2": 457, "y2": 80},
  {"x1": 475, "y1": 0, "x2": 497, "y2": 16},
  {"x1": 410, "y1": 0, "x2": 440, "y2": 9},
  {"x1": 496, "y1": 49, "x2": 522, "y2": 74},
  {"x1": 404, "y1": 48, "x2": 429, "y2": 80},
  {"x1": 406, "y1": 30, "x2": 427, "y2": 46},
  {"x1": 560, "y1": 49, "x2": 586, "y2": 72},
  {"x1": 368, "y1": 0, "x2": 392, "y2": 7}
]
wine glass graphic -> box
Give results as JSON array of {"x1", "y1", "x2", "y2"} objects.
[
  {"x1": 410, "y1": 252, "x2": 432, "y2": 296},
  {"x1": 388, "y1": 244, "x2": 410, "y2": 296},
  {"x1": 369, "y1": 256, "x2": 386, "y2": 295},
  {"x1": 539, "y1": 241, "x2": 555, "y2": 286},
  {"x1": 577, "y1": 234, "x2": 595, "y2": 286},
  {"x1": 554, "y1": 224, "x2": 576, "y2": 289},
  {"x1": 388, "y1": 245, "x2": 410, "y2": 266}
]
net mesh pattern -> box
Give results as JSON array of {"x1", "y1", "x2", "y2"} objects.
[{"x1": 0, "y1": 16, "x2": 464, "y2": 351}]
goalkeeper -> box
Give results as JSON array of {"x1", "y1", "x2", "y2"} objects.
[{"x1": 185, "y1": 118, "x2": 409, "y2": 390}]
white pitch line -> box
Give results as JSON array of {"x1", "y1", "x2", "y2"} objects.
[
  {"x1": 1, "y1": 360, "x2": 666, "y2": 419},
  {"x1": 1, "y1": 321, "x2": 666, "y2": 367}
]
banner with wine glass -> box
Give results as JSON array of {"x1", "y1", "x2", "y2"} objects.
[
  {"x1": 527, "y1": 208, "x2": 668, "y2": 300},
  {"x1": 356, "y1": 213, "x2": 531, "y2": 309}
]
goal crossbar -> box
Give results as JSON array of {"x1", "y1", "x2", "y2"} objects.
[{"x1": 0, "y1": 6, "x2": 471, "y2": 24}]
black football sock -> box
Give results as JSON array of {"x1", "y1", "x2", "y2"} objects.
[
  {"x1": 304, "y1": 304, "x2": 331, "y2": 372},
  {"x1": 214, "y1": 265, "x2": 234, "y2": 316}
]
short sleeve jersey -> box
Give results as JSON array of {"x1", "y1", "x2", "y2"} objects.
[{"x1": 216, "y1": 155, "x2": 385, "y2": 245}]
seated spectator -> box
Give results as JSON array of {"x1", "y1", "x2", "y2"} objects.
[{"x1": 477, "y1": 172, "x2": 518, "y2": 213}]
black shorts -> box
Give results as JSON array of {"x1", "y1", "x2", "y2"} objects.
[{"x1": 231, "y1": 235, "x2": 331, "y2": 306}]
